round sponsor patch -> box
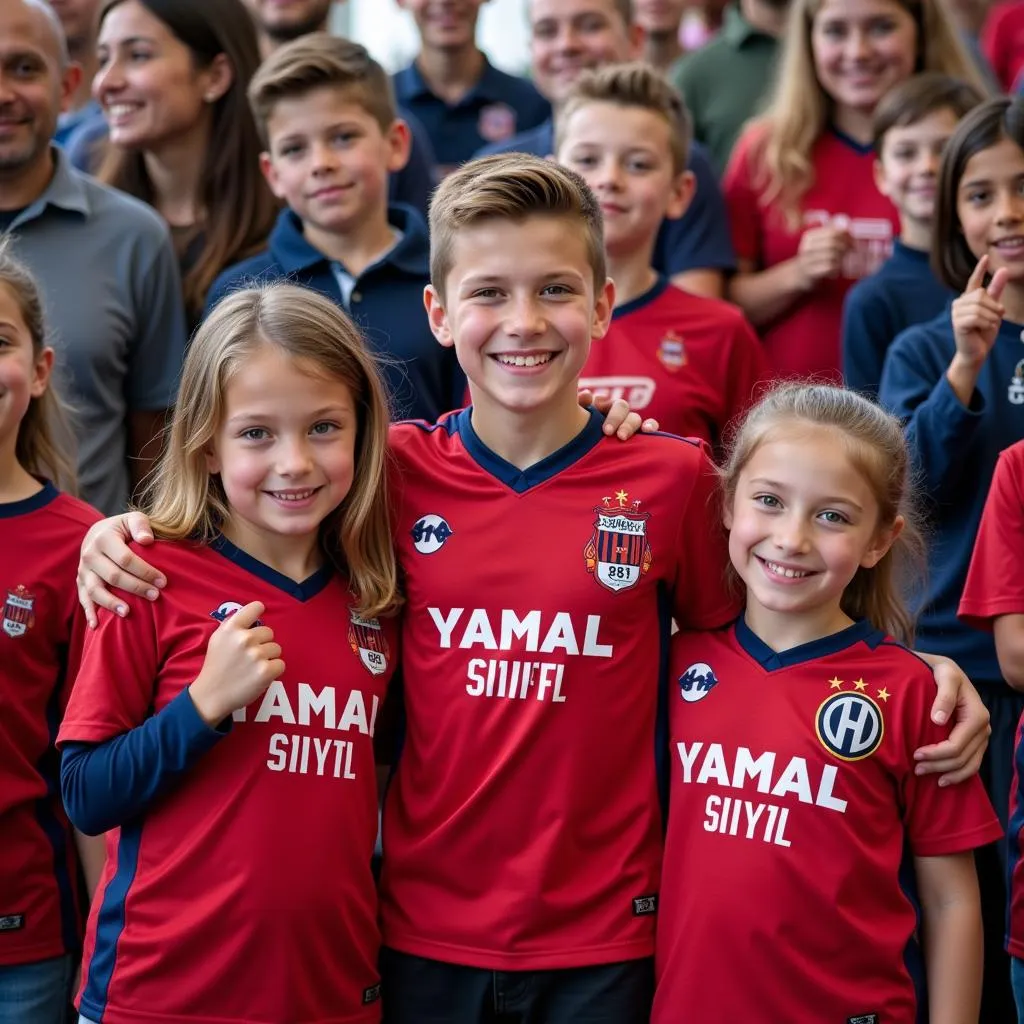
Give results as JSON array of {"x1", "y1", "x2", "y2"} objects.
[
  {"x1": 678, "y1": 662, "x2": 718, "y2": 703},
  {"x1": 815, "y1": 691, "x2": 883, "y2": 761}
]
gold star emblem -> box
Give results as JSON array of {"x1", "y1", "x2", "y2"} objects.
[
  {"x1": 853, "y1": 678, "x2": 867, "y2": 691},
  {"x1": 877, "y1": 688, "x2": 890, "y2": 702},
  {"x1": 829, "y1": 677, "x2": 843, "y2": 690},
  {"x1": 615, "y1": 489, "x2": 629, "y2": 505}
]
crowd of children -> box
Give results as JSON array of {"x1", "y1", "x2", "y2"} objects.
[{"x1": 4, "y1": 0, "x2": 1024, "y2": 1022}]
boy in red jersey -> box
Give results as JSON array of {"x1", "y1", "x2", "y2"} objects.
[
  {"x1": 555, "y1": 63, "x2": 768, "y2": 450},
  {"x1": 75, "y1": 154, "x2": 992, "y2": 1024}
]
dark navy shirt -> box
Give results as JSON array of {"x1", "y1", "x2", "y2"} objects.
[
  {"x1": 476, "y1": 119, "x2": 736, "y2": 278},
  {"x1": 842, "y1": 240, "x2": 954, "y2": 399},
  {"x1": 393, "y1": 57, "x2": 550, "y2": 174},
  {"x1": 206, "y1": 204, "x2": 463, "y2": 423},
  {"x1": 879, "y1": 310, "x2": 1024, "y2": 681}
]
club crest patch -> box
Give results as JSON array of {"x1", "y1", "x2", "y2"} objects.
[
  {"x1": 1009, "y1": 357, "x2": 1024, "y2": 405},
  {"x1": 657, "y1": 330, "x2": 686, "y2": 371},
  {"x1": 584, "y1": 491, "x2": 653, "y2": 592},
  {"x1": 2, "y1": 585, "x2": 35, "y2": 638},
  {"x1": 816, "y1": 677, "x2": 887, "y2": 762},
  {"x1": 348, "y1": 610, "x2": 390, "y2": 676},
  {"x1": 478, "y1": 102, "x2": 516, "y2": 143},
  {"x1": 679, "y1": 662, "x2": 718, "y2": 703}
]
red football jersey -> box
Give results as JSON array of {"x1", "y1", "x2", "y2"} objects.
[
  {"x1": 58, "y1": 536, "x2": 396, "y2": 1024},
  {"x1": 724, "y1": 126, "x2": 900, "y2": 382},
  {"x1": 653, "y1": 619, "x2": 1000, "y2": 1023},
  {"x1": 958, "y1": 440, "x2": 1024, "y2": 957},
  {"x1": 0, "y1": 483, "x2": 99, "y2": 966},
  {"x1": 578, "y1": 278, "x2": 769, "y2": 450},
  {"x1": 379, "y1": 408, "x2": 739, "y2": 971}
]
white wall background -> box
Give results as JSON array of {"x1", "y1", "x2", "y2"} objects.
[{"x1": 331, "y1": 0, "x2": 532, "y2": 75}]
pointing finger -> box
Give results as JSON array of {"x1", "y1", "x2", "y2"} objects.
[{"x1": 966, "y1": 255, "x2": 989, "y2": 292}]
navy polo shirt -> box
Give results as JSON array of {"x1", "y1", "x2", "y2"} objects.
[
  {"x1": 841, "y1": 240, "x2": 953, "y2": 400},
  {"x1": 205, "y1": 204, "x2": 463, "y2": 423},
  {"x1": 393, "y1": 57, "x2": 550, "y2": 173},
  {"x1": 476, "y1": 119, "x2": 736, "y2": 278}
]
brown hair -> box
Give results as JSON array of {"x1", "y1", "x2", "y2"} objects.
[
  {"x1": 0, "y1": 243, "x2": 76, "y2": 492},
  {"x1": 249, "y1": 34, "x2": 397, "y2": 145},
  {"x1": 555, "y1": 62, "x2": 692, "y2": 173},
  {"x1": 933, "y1": 96, "x2": 1024, "y2": 292},
  {"x1": 751, "y1": 0, "x2": 986, "y2": 227},
  {"x1": 97, "y1": 0, "x2": 278, "y2": 319},
  {"x1": 721, "y1": 384, "x2": 926, "y2": 644},
  {"x1": 143, "y1": 283, "x2": 399, "y2": 617},
  {"x1": 429, "y1": 153, "x2": 606, "y2": 302},
  {"x1": 872, "y1": 72, "x2": 983, "y2": 153}
]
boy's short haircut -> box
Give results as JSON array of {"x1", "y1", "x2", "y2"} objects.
[
  {"x1": 872, "y1": 72, "x2": 985, "y2": 155},
  {"x1": 554, "y1": 62, "x2": 692, "y2": 174},
  {"x1": 429, "y1": 153, "x2": 606, "y2": 301},
  {"x1": 248, "y1": 34, "x2": 397, "y2": 146}
]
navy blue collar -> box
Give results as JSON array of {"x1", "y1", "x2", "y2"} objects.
[
  {"x1": 892, "y1": 238, "x2": 929, "y2": 263},
  {"x1": 453, "y1": 405, "x2": 607, "y2": 493},
  {"x1": 735, "y1": 614, "x2": 883, "y2": 670},
  {"x1": 396, "y1": 55, "x2": 508, "y2": 105},
  {"x1": 613, "y1": 275, "x2": 670, "y2": 320},
  {"x1": 210, "y1": 533, "x2": 334, "y2": 601},
  {"x1": 269, "y1": 202, "x2": 429, "y2": 277},
  {"x1": 828, "y1": 125, "x2": 874, "y2": 156},
  {"x1": 0, "y1": 479, "x2": 58, "y2": 518}
]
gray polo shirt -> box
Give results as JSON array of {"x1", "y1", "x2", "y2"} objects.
[{"x1": 3, "y1": 149, "x2": 187, "y2": 514}]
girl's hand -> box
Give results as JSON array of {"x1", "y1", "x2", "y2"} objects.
[
  {"x1": 795, "y1": 224, "x2": 852, "y2": 289},
  {"x1": 951, "y1": 255, "x2": 1008, "y2": 367},
  {"x1": 189, "y1": 602, "x2": 284, "y2": 727},
  {"x1": 578, "y1": 390, "x2": 660, "y2": 440},
  {"x1": 77, "y1": 511, "x2": 163, "y2": 628}
]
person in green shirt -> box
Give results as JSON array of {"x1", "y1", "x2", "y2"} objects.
[{"x1": 669, "y1": 0, "x2": 788, "y2": 175}]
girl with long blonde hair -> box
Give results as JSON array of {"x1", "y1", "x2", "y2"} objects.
[
  {"x1": 58, "y1": 284, "x2": 400, "y2": 1024},
  {"x1": 723, "y1": 0, "x2": 985, "y2": 381}
]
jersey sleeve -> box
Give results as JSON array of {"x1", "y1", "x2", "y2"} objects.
[
  {"x1": 57, "y1": 590, "x2": 161, "y2": 744},
  {"x1": 722, "y1": 311, "x2": 770, "y2": 431},
  {"x1": 670, "y1": 443, "x2": 741, "y2": 629},
  {"x1": 842, "y1": 279, "x2": 893, "y2": 401},
  {"x1": 722, "y1": 127, "x2": 765, "y2": 267},
  {"x1": 960, "y1": 441, "x2": 1024, "y2": 630},
  {"x1": 894, "y1": 655, "x2": 1003, "y2": 856}
]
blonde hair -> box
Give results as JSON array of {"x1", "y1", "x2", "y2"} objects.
[
  {"x1": 721, "y1": 384, "x2": 925, "y2": 644},
  {"x1": 143, "y1": 284, "x2": 399, "y2": 617},
  {"x1": 249, "y1": 34, "x2": 397, "y2": 145},
  {"x1": 555, "y1": 62, "x2": 692, "y2": 174},
  {"x1": 429, "y1": 153, "x2": 606, "y2": 303},
  {"x1": 0, "y1": 243, "x2": 76, "y2": 493},
  {"x1": 753, "y1": 0, "x2": 985, "y2": 226}
]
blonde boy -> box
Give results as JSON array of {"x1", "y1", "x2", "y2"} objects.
[
  {"x1": 207, "y1": 34, "x2": 462, "y2": 424},
  {"x1": 555, "y1": 63, "x2": 768, "y2": 449}
]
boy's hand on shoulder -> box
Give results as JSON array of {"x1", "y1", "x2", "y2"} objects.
[
  {"x1": 189, "y1": 602, "x2": 284, "y2": 727},
  {"x1": 579, "y1": 390, "x2": 660, "y2": 440}
]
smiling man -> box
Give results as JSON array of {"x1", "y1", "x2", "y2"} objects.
[{"x1": 0, "y1": 0, "x2": 186, "y2": 513}]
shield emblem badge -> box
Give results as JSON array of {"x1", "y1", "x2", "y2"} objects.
[
  {"x1": 3, "y1": 585, "x2": 35, "y2": 638},
  {"x1": 584, "y1": 492, "x2": 653, "y2": 593},
  {"x1": 348, "y1": 611, "x2": 390, "y2": 676}
]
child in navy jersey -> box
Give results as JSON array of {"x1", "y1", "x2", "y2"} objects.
[
  {"x1": 555, "y1": 63, "x2": 768, "y2": 451},
  {"x1": 880, "y1": 94, "x2": 1024, "y2": 1021},
  {"x1": 843, "y1": 73, "x2": 982, "y2": 398},
  {"x1": 654, "y1": 384, "x2": 999, "y2": 1024},
  {"x1": 58, "y1": 284, "x2": 399, "y2": 1024},
  {"x1": 0, "y1": 245, "x2": 104, "y2": 1023}
]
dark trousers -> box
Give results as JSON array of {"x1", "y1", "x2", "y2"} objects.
[{"x1": 380, "y1": 947, "x2": 653, "y2": 1024}]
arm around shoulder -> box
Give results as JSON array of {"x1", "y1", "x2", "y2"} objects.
[{"x1": 995, "y1": 615, "x2": 1024, "y2": 692}]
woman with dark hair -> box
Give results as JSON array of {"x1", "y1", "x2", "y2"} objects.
[{"x1": 92, "y1": 0, "x2": 278, "y2": 327}]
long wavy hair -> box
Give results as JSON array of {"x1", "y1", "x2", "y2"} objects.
[
  {"x1": 749, "y1": 0, "x2": 985, "y2": 227},
  {"x1": 97, "y1": 0, "x2": 277, "y2": 317},
  {"x1": 142, "y1": 284, "x2": 400, "y2": 617}
]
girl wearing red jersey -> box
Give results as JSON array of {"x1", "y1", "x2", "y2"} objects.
[
  {"x1": 0, "y1": 245, "x2": 104, "y2": 1022},
  {"x1": 654, "y1": 384, "x2": 999, "y2": 1024},
  {"x1": 723, "y1": 0, "x2": 985, "y2": 382},
  {"x1": 59, "y1": 285, "x2": 399, "y2": 1024}
]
